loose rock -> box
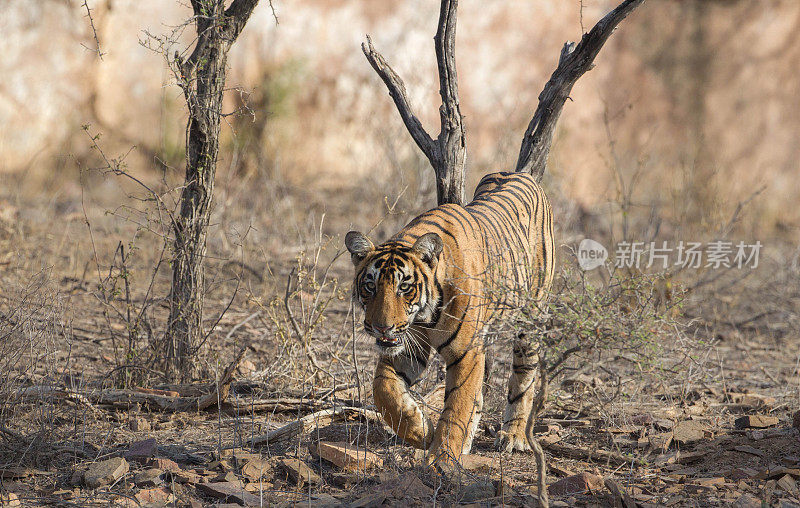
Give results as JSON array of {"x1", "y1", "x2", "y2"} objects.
[
  {"x1": 672, "y1": 420, "x2": 708, "y2": 445},
  {"x1": 134, "y1": 468, "x2": 164, "y2": 488},
  {"x1": 149, "y1": 457, "x2": 181, "y2": 472},
  {"x1": 732, "y1": 494, "x2": 762, "y2": 508},
  {"x1": 777, "y1": 474, "x2": 799, "y2": 496},
  {"x1": 134, "y1": 487, "x2": 173, "y2": 507},
  {"x1": 460, "y1": 454, "x2": 497, "y2": 472},
  {"x1": 311, "y1": 441, "x2": 382, "y2": 472},
  {"x1": 278, "y1": 458, "x2": 320, "y2": 486},
  {"x1": 548, "y1": 473, "x2": 604, "y2": 496},
  {"x1": 735, "y1": 415, "x2": 779, "y2": 429},
  {"x1": 124, "y1": 438, "x2": 157, "y2": 463},
  {"x1": 460, "y1": 479, "x2": 495, "y2": 503},
  {"x1": 84, "y1": 457, "x2": 129, "y2": 489},
  {"x1": 196, "y1": 482, "x2": 263, "y2": 506},
  {"x1": 241, "y1": 458, "x2": 271, "y2": 481}
]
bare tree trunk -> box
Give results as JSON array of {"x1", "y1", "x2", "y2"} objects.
[
  {"x1": 363, "y1": 0, "x2": 466, "y2": 206},
  {"x1": 364, "y1": 0, "x2": 644, "y2": 204},
  {"x1": 166, "y1": 0, "x2": 259, "y2": 381}
]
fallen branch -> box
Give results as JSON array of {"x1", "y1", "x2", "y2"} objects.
[
  {"x1": 222, "y1": 397, "x2": 326, "y2": 415},
  {"x1": 15, "y1": 349, "x2": 245, "y2": 413},
  {"x1": 248, "y1": 406, "x2": 383, "y2": 447},
  {"x1": 544, "y1": 441, "x2": 645, "y2": 467}
]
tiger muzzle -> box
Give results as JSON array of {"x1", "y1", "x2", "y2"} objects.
[{"x1": 367, "y1": 323, "x2": 402, "y2": 347}]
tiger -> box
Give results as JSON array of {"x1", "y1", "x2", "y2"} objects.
[{"x1": 345, "y1": 171, "x2": 555, "y2": 467}]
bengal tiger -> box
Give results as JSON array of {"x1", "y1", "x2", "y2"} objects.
[{"x1": 345, "y1": 171, "x2": 554, "y2": 466}]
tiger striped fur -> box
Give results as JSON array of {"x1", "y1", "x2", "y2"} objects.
[{"x1": 345, "y1": 171, "x2": 555, "y2": 465}]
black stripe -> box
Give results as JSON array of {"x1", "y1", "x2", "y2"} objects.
[
  {"x1": 397, "y1": 370, "x2": 412, "y2": 386},
  {"x1": 436, "y1": 307, "x2": 469, "y2": 353},
  {"x1": 447, "y1": 349, "x2": 469, "y2": 369},
  {"x1": 437, "y1": 206, "x2": 477, "y2": 237},
  {"x1": 538, "y1": 196, "x2": 548, "y2": 293},
  {"x1": 474, "y1": 197, "x2": 528, "y2": 256},
  {"x1": 508, "y1": 389, "x2": 529, "y2": 404},
  {"x1": 413, "y1": 219, "x2": 458, "y2": 244},
  {"x1": 468, "y1": 207, "x2": 521, "y2": 283}
]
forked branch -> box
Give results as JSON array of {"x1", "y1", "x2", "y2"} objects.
[
  {"x1": 516, "y1": 0, "x2": 645, "y2": 181},
  {"x1": 363, "y1": 0, "x2": 466, "y2": 206}
]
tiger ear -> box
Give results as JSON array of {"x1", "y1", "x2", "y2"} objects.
[
  {"x1": 412, "y1": 232, "x2": 443, "y2": 267},
  {"x1": 345, "y1": 231, "x2": 374, "y2": 265}
]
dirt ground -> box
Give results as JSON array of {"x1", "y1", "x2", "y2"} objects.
[{"x1": 1, "y1": 170, "x2": 799, "y2": 507}]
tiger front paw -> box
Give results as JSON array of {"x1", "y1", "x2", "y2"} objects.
[
  {"x1": 425, "y1": 443, "x2": 462, "y2": 474},
  {"x1": 494, "y1": 422, "x2": 532, "y2": 454}
]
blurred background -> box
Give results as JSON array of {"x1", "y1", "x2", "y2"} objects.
[{"x1": 3, "y1": 0, "x2": 799, "y2": 239}]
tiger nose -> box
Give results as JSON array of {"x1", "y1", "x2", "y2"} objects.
[{"x1": 373, "y1": 324, "x2": 393, "y2": 334}]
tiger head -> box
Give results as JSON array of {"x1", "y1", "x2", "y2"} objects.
[{"x1": 345, "y1": 231, "x2": 443, "y2": 356}]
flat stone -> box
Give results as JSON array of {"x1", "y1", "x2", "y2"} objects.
[
  {"x1": 134, "y1": 468, "x2": 164, "y2": 487},
  {"x1": 548, "y1": 472, "x2": 604, "y2": 496},
  {"x1": 125, "y1": 438, "x2": 157, "y2": 463},
  {"x1": 460, "y1": 454, "x2": 497, "y2": 472},
  {"x1": 460, "y1": 479, "x2": 495, "y2": 503},
  {"x1": 278, "y1": 458, "x2": 319, "y2": 486},
  {"x1": 149, "y1": 457, "x2": 181, "y2": 472},
  {"x1": 728, "y1": 467, "x2": 758, "y2": 480},
  {"x1": 672, "y1": 420, "x2": 708, "y2": 445},
  {"x1": 732, "y1": 494, "x2": 762, "y2": 508},
  {"x1": 696, "y1": 477, "x2": 725, "y2": 487},
  {"x1": 676, "y1": 451, "x2": 707, "y2": 464},
  {"x1": 171, "y1": 469, "x2": 201, "y2": 484},
  {"x1": 301, "y1": 494, "x2": 341, "y2": 508},
  {"x1": 220, "y1": 448, "x2": 260, "y2": 463},
  {"x1": 241, "y1": 458, "x2": 271, "y2": 481},
  {"x1": 134, "y1": 487, "x2": 173, "y2": 507},
  {"x1": 735, "y1": 415, "x2": 779, "y2": 429},
  {"x1": 214, "y1": 471, "x2": 240, "y2": 484},
  {"x1": 778, "y1": 474, "x2": 799, "y2": 496},
  {"x1": 196, "y1": 482, "x2": 264, "y2": 506},
  {"x1": 84, "y1": 457, "x2": 129, "y2": 488},
  {"x1": 734, "y1": 445, "x2": 765, "y2": 457},
  {"x1": 350, "y1": 492, "x2": 386, "y2": 508},
  {"x1": 311, "y1": 441, "x2": 382, "y2": 472}
]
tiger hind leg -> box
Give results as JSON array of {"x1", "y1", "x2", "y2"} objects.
[{"x1": 495, "y1": 338, "x2": 539, "y2": 453}]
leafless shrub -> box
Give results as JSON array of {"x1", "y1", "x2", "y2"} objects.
[
  {"x1": 485, "y1": 258, "x2": 703, "y2": 428},
  {"x1": 0, "y1": 270, "x2": 72, "y2": 464},
  {"x1": 250, "y1": 221, "x2": 347, "y2": 388}
]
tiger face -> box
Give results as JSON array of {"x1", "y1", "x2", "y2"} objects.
[{"x1": 345, "y1": 231, "x2": 443, "y2": 356}]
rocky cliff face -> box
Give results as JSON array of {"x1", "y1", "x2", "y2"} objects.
[{"x1": 3, "y1": 0, "x2": 799, "y2": 229}]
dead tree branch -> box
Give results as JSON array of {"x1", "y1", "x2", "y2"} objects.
[
  {"x1": 363, "y1": 0, "x2": 466, "y2": 206},
  {"x1": 516, "y1": 0, "x2": 645, "y2": 181}
]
